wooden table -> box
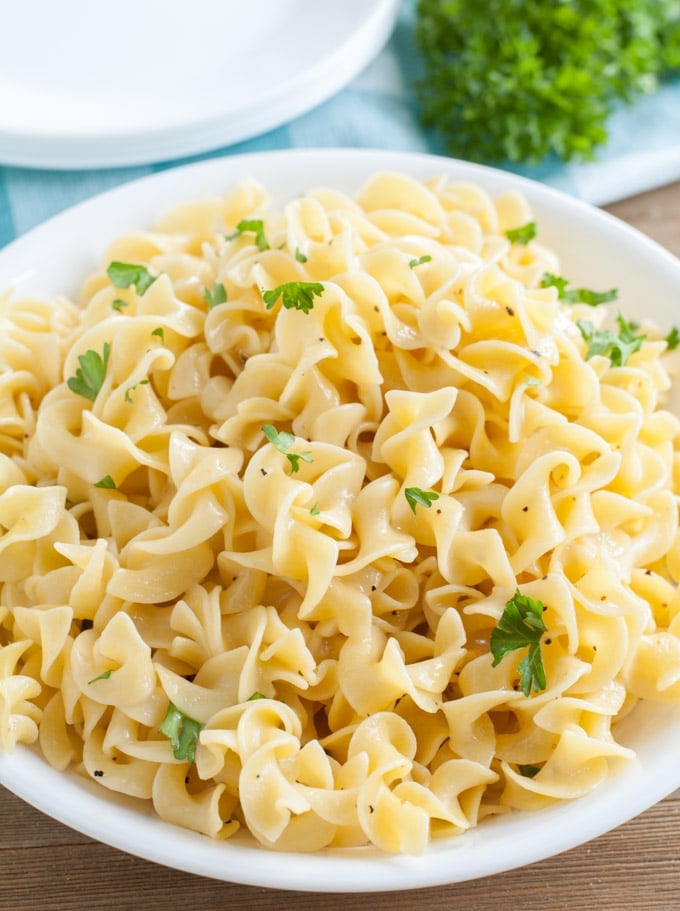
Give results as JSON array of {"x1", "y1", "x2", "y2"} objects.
[{"x1": 2, "y1": 180, "x2": 680, "y2": 911}]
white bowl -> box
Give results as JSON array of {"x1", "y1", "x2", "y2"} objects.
[{"x1": 1, "y1": 149, "x2": 679, "y2": 892}]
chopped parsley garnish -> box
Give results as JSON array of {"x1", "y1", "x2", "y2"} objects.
[
  {"x1": 261, "y1": 423, "x2": 313, "y2": 474},
  {"x1": 226, "y1": 218, "x2": 269, "y2": 251},
  {"x1": 574, "y1": 287, "x2": 619, "y2": 307},
  {"x1": 124, "y1": 379, "x2": 149, "y2": 404},
  {"x1": 88, "y1": 669, "x2": 113, "y2": 684},
  {"x1": 151, "y1": 327, "x2": 165, "y2": 343},
  {"x1": 204, "y1": 282, "x2": 227, "y2": 309},
  {"x1": 540, "y1": 272, "x2": 570, "y2": 296},
  {"x1": 490, "y1": 589, "x2": 548, "y2": 696},
  {"x1": 286, "y1": 453, "x2": 311, "y2": 474},
  {"x1": 247, "y1": 691, "x2": 266, "y2": 701},
  {"x1": 159, "y1": 702, "x2": 202, "y2": 763},
  {"x1": 111, "y1": 298, "x2": 128, "y2": 312},
  {"x1": 541, "y1": 272, "x2": 618, "y2": 306},
  {"x1": 409, "y1": 254, "x2": 433, "y2": 268},
  {"x1": 518, "y1": 764, "x2": 541, "y2": 778},
  {"x1": 505, "y1": 222, "x2": 536, "y2": 245},
  {"x1": 665, "y1": 326, "x2": 680, "y2": 350},
  {"x1": 295, "y1": 247, "x2": 308, "y2": 263},
  {"x1": 404, "y1": 486, "x2": 440, "y2": 514},
  {"x1": 67, "y1": 343, "x2": 111, "y2": 401},
  {"x1": 94, "y1": 475, "x2": 116, "y2": 489},
  {"x1": 309, "y1": 504, "x2": 320, "y2": 516},
  {"x1": 577, "y1": 313, "x2": 647, "y2": 365},
  {"x1": 106, "y1": 261, "x2": 157, "y2": 295},
  {"x1": 262, "y1": 281, "x2": 325, "y2": 314}
]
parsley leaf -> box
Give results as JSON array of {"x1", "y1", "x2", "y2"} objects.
[
  {"x1": 204, "y1": 282, "x2": 227, "y2": 309},
  {"x1": 518, "y1": 764, "x2": 541, "y2": 778},
  {"x1": 568, "y1": 287, "x2": 618, "y2": 307},
  {"x1": 247, "y1": 691, "x2": 266, "y2": 701},
  {"x1": 285, "y1": 452, "x2": 313, "y2": 473},
  {"x1": 261, "y1": 423, "x2": 314, "y2": 474},
  {"x1": 540, "y1": 272, "x2": 569, "y2": 297},
  {"x1": 151, "y1": 327, "x2": 165, "y2": 343},
  {"x1": 111, "y1": 298, "x2": 128, "y2": 312},
  {"x1": 262, "y1": 424, "x2": 295, "y2": 451},
  {"x1": 665, "y1": 326, "x2": 680, "y2": 350},
  {"x1": 67, "y1": 343, "x2": 111, "y2": 401},
  {"x1": 124, "y1": 379, "x2": 149, "y2": 404},
  {"x1": 505, "y1": 222, "x2": 536, "y2": 245},
  {"x1": 94, "y1": 475, "x2": 116, "y2": 489},
  {"x1": 541, "y1": 272, "x2": 618, "y2": 306},
  {"x1": 88, "y1": 669, "x2": 113, "y2": 684},
  {"x1": 106, "y1": 261, "x2": 157, "y2": 295},
  {"x1": 262, "y1": 281, "x2": 325, "y2": 314},
  {"x1": 310, "y1": 503, "x2": 320, "y2": 516},
  {"x1": 409, "y1": 254, "x2": 432, "y2": 268},
  {"x1": 159, "y1": 702, "x2": 202, "y2": 763},
  {"x1": 490, "y1": 589, "x2": 548, "y2": 696},
  {"x1": 295, "y1": 247, "x2": 308, "y2": 263},
  {"x1": 404, "y1": 487, "x2": 440, "y2": 514},
  {"x1": 577, "y1": 313, "x2": 647, "y2": 365},
  {"x1": 226, "y1": 218, "x2": 269, "y2": 251}
]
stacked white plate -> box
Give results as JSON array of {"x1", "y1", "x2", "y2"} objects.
[{"x1": 0, "y1": 0, "x2": 400, "y2": 169}]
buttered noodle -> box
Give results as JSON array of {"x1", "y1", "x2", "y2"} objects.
[{"x1": 1, "y1": 172, "x2": 680, "y2": 853}]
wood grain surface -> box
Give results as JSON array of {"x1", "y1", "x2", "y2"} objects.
[{"x1": 1, "y1": 180, "x2": 680, "y2": 911}]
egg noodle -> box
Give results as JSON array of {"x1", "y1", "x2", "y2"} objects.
[{"x1": 1, "y1": 172, "x2": 680, "y2": 854}]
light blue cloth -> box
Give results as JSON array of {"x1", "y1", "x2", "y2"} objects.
[{"x1": 1, "y1": 0, "x2": 679, "y2": 249}]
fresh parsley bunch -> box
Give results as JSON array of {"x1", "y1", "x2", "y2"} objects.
[{"x1": 414, "y1": 0, "x2": 680, "y2": 164}]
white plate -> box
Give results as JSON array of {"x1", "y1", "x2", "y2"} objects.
[
  {"x1": 1, "y1": 149, "x2": 680, "y2": 892},
  {"x1": 0, "y1": 0, "x2": 399, "y2": 170}
]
